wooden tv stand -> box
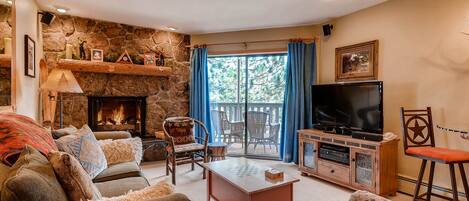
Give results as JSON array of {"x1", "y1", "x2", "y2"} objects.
[{"x1": 298, "y1": 129, "x2": 398, "y2": 196}]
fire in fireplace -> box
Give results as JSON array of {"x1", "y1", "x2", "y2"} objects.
[{"x1": 88, "y1": 96, "x2": 146, "y2": 137}]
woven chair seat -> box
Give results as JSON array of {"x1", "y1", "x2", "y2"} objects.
[{"x1": 174, "y1": 143, "x2": 205, "y2": 153}]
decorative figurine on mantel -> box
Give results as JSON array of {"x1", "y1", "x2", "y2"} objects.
[
  {"x1": 79, "y1": 38, "x2": 87, "y2": 60},
  {"x1": 155, "y1": 49, "x2": 164, "y2": 66},
  {"x1": 116, "y1": 50, "x2": 133, "y2": 64}
]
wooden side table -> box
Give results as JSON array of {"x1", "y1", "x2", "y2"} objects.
[{"x1": 208, "y1": 143, "x2": 227, "y2": 161}]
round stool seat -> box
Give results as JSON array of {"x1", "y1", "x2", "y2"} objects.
[{"x1": 208, "y1": 143, "x2": 227, "y2": 161}]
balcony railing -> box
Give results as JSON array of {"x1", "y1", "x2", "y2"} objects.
[{"x1": 210, "y1": 102, "x2": 283, "y2": 123}]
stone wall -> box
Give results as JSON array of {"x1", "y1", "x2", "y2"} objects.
[
  {"x1": 0, "y1": 4, "x2": 11, "y2": 106},
  {"x1": 0, "y1": 4, "x2": 11, "y2": 51},
  {"x1": 42, "y1": 15, "x2": 191, "y2": 138}
]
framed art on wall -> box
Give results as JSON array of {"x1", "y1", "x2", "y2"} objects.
[
  {"x1": 335, "y1": 40, "x2": 378, "y2": 82},
  {"x1": 24, "y1": 35, "x2": 35, "y2": 77},
  {"x1": 91, "y1": 49, "x2": 104, "y2": 62},
  {"x1": 144, "y1": 53, "x2": 156, "y2": 65}
]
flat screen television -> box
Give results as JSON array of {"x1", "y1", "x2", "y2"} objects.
[{"x1": 311, "y1": 81, "x2": 383, "y2": 134}]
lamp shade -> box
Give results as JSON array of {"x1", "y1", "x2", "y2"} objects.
[{"x1": 40, "y1": 68, "x2": 83, "y2": 93}]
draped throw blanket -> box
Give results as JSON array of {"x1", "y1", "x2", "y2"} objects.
[
  {"x1": 189, "y1": 47, "x2": 213, "y2": 143},
  {"x1": 280, "y1": 42, "x2": 317, "y2": 163}
]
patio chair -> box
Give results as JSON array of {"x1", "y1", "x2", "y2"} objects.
[
  {"x1": 266, "y1": 114, "x2": 280, "y2": 152},
  {"x1": 245, "y1": 111, "x2": 269, "y2": 152},
  {"x1": 163, "y1": 117, "x2": 209, "y2": 185},
  {"x1": 211, "y1": 110, "x2": 244, "y2": 145}
]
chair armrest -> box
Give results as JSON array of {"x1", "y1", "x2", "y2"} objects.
[
  {"x1": 163, "y1": 132, "x2": 176, "y2": 154},
  {"x1": 145, "y1": 193, "x2": 190, "y2": 201},
  {"x1": 229, "y1": 121, "x2": 244, "y2": 126},
  {"x1": 93, "y1": 131, "x2": 132, "y2": 140}
]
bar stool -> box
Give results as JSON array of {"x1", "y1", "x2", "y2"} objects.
[{"x1": 401, "y1": 107, "x2": 469, "y2": 201}]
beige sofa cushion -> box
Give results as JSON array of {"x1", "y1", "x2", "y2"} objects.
[
  {"x1": 101, "y1": 181, "x2": 173, "y2": 201},
  {"x1": 93, "y1": 161, "x2": 143, "y2": 183},
  {"x1": 95, "y1": 176, "x2": 149, "y2": 197},
  {"x1": 99, "y1": 140, "x2": 135, "y2": 166},
  {"x1": 349, "y1": 190, "x2": 390, "y2": 201},
  {"x1": 48, "y1": 151, "x2": 102, "y2": 201},
  {"x1": 1, "y1": 145, "x2": 68, "y2": 201}
]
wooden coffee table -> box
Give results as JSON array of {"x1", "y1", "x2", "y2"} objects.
[{"x1": 202, "y1": 158, "x2": 299, "y2": 201}]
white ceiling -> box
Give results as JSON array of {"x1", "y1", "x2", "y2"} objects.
[{"x1": 36, "y1": 0, "x2": 386, "y2": 34}]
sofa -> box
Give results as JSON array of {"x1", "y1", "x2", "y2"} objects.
[
  {"x1": 0, "y1": 113, "x2": 189, "y2": 201},
  {"x1": 91, "y1": 131, "x2": 190, "y2": 200}
]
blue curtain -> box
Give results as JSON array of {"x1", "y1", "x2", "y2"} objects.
[
  {"x1": 280, "y1": 42, "x2": 317, "y2": 163},
  {"x1": 189, "y1": 47, "x2": 213, "y2": 143}
]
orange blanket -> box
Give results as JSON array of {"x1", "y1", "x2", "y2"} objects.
[{"x1": 0, "y1": 113, "x2": 58, "y2": 165}]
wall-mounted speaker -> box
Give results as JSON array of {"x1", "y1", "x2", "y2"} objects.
[
  {"x1": 39, "y1": 12, "x2": 56, "y2": 25},
  {"x1": 322, "y1": 24, "x2": 333, "y2": 36}
]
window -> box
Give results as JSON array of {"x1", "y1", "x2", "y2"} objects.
[{"x1": 208, "y1": 54, "x2": 287, "y2": 158}]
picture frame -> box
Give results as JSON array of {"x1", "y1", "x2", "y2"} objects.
[
  {"x1": 143, "y1": 53, "x2": 156, "y2": 65},
  {"x1": 24, "y1": 35, "x2": 35, "y2": 77},
  {"x1": 91, "y1": 49, "x2": 104, "y2": 62},
  {"x1": 335, "y1": 40, "x2": 378, "y2": 82}
]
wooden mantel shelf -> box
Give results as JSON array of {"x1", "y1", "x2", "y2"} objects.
[{"x1": 58, "y1": 59, "x2": 172, "y2": 77}]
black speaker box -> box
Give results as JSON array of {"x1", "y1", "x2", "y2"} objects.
[
  {"x1": 40, "y1": 12, "x2": 56, "y2": 25},
  {"x1": 351, "y1": 131, "x2": 383, "y2": 142},
  {"x1": 322, "y1": 24, "x2": 333, "y2": 36}
]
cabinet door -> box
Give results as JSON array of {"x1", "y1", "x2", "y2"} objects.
[
  {"x1": 299, "y1": 139, "x2": 318, "y2": 173},
  {"x1": 351, "y1": 148, "x2": 376, "y2": 192}
]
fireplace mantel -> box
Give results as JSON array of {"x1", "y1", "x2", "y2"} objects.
[{"x1": 58, "y1": 59, "x2": 172, "y2": 77}]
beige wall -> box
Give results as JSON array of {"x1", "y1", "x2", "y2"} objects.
[
  {"x1": 191, "y1": 25, "x2": 321, "y2": 55},
  {"x1": 319, "y1": 0, "x2": 469, "y2": 194},
  {"x1": 14, "y1": 0, "x2": 41, "y2": 119}
]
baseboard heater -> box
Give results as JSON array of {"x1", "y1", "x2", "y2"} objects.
[{"x1": 398, "y1": 175, "x2": 466, "y2": 197}]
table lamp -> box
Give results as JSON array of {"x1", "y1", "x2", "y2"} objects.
[{"x1": 40, "y1": 68, "x2": 83, "y2": 128}]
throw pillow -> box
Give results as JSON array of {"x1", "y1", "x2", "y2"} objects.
[
  {"x1": 99, "y1": 140, "x2": 135, "y2": 166},
  {"x1": 99, "y1": 137, "x2": 143, "y2": 165},
  {"x1": 48, "y1": 151, "x2": 102, "y2": 201},
  {"x1": 0, "y1": 113, "x2": 58, "y2": 165},
  {"x1": 1, "y1": 145, "x2": 68, "y2": 201},
  {"x1": 163, "y1": 118, "x2": 196, "y2": 145},
  {"x1": 51, "y1": 125, "x2": 78, "y2": 139},
  {"x1": 126, "y1": 137, "x2": 143, "y2": 165},
  {"x1": 56, "y1": 124, "x2": 107, "y2": 178},
  {"x1": 101, "y1": 181, "x2": 173, "y2": 201},
  {"x1": 349, "y1": 190, "x2": 391, "y2": 201}
]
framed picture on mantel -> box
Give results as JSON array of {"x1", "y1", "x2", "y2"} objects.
[
  {"x1": 24, "y1": 35, "x2": 36, "y2": 78},
  {"x1": 335, "y1": 40, "x2": 378, "y2": 82}
]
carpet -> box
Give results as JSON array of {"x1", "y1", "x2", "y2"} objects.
[{"x1": 140, "y1": 158, "x2": 411, "y2": 201}]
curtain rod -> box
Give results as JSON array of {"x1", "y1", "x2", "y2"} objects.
[{"x1": 187, "y1": 37, "x2": 318, "y2": 48}]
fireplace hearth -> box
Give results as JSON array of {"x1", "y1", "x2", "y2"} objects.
[{"x1": 88, "y1": 96, "x2": 146, "y2": 137}]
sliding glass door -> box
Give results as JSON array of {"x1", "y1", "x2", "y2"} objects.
[{"x1": 208, "y1": 54, "x2": 286, "y2": 158}]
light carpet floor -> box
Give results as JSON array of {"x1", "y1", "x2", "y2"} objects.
[{"x1": 140, "y1": 158, "x2": 412, "y2": 201}]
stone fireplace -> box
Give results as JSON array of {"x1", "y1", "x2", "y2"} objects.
[
  {"x1": 88, "y1": 96, "x2": 146, "y2": 137},
  {"x1": 42, "y1": 15, "x2": 191, "y2": 138}
]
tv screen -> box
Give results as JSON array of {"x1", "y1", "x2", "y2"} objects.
[{"x1": 311, "y1": 81, "x2": 383, "y2": 134}]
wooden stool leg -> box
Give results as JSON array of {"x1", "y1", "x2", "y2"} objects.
[
  {"x1": 172, "y1": 156, "x2": 176, "y2": 185},
  {"x1": 166, "y1": 157, "x2": 169, "y2": 176},
  {"x1": 449, "y1": 164, "x2": 459, "y2": 201},
  {"x1": 458, "y1": 163, "x2": 469, "y2": 201},
  {"x1": 414, "y1": 160, "x2": 427, "y2": 200},
  {"x1": 191, "y1": 153, "x2": 195, "y2": 171},
  {"x1": 426, "y1": 161, "x2": 435, "y2": 201}
]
